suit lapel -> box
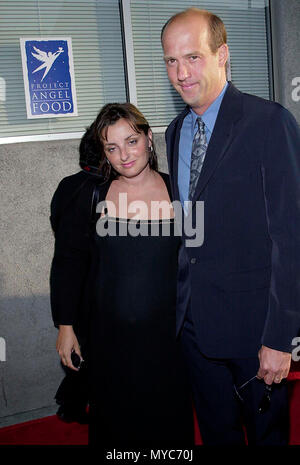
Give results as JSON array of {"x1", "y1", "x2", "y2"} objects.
[{"x1": 191, "y1": 83, "x2": 243, "y2": 203}]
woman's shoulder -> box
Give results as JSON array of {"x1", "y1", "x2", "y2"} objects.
[
  {"x1": 157, "y1": 171, "x2": 172, "y2": 200},
  {"x1": 158, "y1": 170, "x2": 169, "y2": 182}
]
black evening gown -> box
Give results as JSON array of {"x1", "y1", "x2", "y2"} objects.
[{"x1": 88, "y1": 216, "x2": 194, "y2": 446}]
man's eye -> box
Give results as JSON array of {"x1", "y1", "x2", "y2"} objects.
[
  {"x1": 190, "y1": 55, "x2": 198, "y2": 61},
  {"x1": 129, "y1": 139, "x2": 137, "y2": 145},
  {"x1": 167, "y1": 58, "x2": 176, "y2": 65}
]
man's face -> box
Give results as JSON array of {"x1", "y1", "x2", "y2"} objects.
[{"x1": 162, "y1": 16, "x2": 227, "y2": 115}]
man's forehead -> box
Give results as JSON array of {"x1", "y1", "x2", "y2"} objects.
[
  {"x1": 163, "y1": 15, "x2": 210, "y2": 45},
  {"x1": 163, "y1": 18, "x2": 211, "y2": 54},
  {"x1": 165, "y1": 14, "x2": 209, "y2": 34}
]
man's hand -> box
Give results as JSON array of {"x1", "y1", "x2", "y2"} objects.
[{"x1": 257, "y1": 345, "x2": 291, "y2": 385}]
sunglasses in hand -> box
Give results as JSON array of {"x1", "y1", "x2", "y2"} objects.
[{"x1": 234, "y1": 375, "x2": 272, "y2": 414}]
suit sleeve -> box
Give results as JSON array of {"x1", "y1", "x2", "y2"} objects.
[
  {"x1": 49, "y1": 179, "x2": 92, "y2": 328},
  {"x1": 261, "y1": 105, "x2": 300, "y2": 352}
]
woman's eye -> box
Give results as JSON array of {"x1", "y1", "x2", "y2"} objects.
[
  {"x1": 129, "y1": 139, "x2": 137, "y2": 145},
  {"x1": 107, "y1": 147, "x2": 115, "y2": 153}
]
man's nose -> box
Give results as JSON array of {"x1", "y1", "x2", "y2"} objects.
[{"x1": 177, "y1": 62, "x2": 190, "y2": 81}]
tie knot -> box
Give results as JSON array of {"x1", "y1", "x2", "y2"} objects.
[{"x1": 196, "y1": 117, "x2": 205, "y2": 133}]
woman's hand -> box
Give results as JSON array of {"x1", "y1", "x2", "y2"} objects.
[{"x1": 56, "y1": 325, "x2": 82, "y2": 371}]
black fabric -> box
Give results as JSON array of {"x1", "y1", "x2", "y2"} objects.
[
  {"x1": 55, "y1": 363, "x2": 89, "y2": 410},
  {"x1": 50, "y1": 170, "x2": 111, "y2": 342},
  {"x1": 88, "y1": 217, "x2": 194, "y2": 446},
  {"x1": 166, "y1": 81, "x2": 300, "y2": 357},
  {"x1": 181, "y1": 311, "x2": 289, "y2": 445},
  {"x1": 50, "y1": 170, "x2": 171, "y2": 335},
  {"x1": 49, "y1": 170, "x2": 188, "y2": 438}
]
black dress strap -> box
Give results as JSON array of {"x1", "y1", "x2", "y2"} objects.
[{"x1": 158, "y1": 171, "x2": 173, "y2": 201}]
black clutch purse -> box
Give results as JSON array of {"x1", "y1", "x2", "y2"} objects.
[{"x1": 71, "y1": 351, "x2": 84, "y2": 369}]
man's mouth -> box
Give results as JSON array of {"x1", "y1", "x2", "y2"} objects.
[{"x1": 180, "y1": 83, "x2": 197, "y2": 91}]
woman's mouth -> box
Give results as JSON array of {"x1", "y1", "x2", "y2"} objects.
[{"x1": 122, "y1": 160, "x2": 136, "y2": 168}]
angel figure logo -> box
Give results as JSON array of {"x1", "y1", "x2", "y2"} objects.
[{"x1": 31, "y1": 46, "x2": 64, "y2": 82}]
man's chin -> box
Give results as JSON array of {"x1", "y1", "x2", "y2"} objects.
[
  {"x1": 175, "y1": 88, "x2": 199, "y2": 106},
  {"x1": 179, "y1": 94, "x2": 201, "y2": 108}
]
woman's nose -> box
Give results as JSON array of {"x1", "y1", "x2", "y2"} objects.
[{"x1": 119, "y1": 147, "x2": 129, "y2": 161}]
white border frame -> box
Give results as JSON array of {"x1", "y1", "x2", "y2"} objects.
[{"x1": 19, "y1": 36, "x2": 78, "y2": 119}]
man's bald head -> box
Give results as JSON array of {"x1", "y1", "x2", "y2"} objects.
[{"x1": 161, "y1": 8, "x2": 227, "y2": 54}]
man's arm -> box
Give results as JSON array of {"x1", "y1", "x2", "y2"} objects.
[{"x1": 259, "y1": 105, "x2": 300, "y2": 383}]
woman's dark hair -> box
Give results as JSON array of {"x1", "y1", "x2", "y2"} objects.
[
  {"x1": 79, "y1": 121, "x2": 102, "y2": 174},
  {"x1": 93, "y1": 102, "x2": 158, "y2": 179}
]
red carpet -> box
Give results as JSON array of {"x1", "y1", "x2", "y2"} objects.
[{"x1": 0, "y1": 379, "x2": 300, "y2": 445}]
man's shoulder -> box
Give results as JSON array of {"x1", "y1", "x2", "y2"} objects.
[
  {"x1": 238, "y1": 88, "x2": 293, "y2": 122},
  {"x1": 166, "y1": 106, "x2": 189, "y2": 137},
  {"x1": 234, "y1": 87, "x2": 299, "y2": 141}
]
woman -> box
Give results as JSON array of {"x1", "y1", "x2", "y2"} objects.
[{"x1": 53, "y1": 103, "x2": 193, "y2": 446}]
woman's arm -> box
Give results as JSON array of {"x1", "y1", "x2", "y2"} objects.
[
  {"x1": 56, "y1": 324, "x2": 82, "y2": 371},
  {"x1": 49, "y1": 173, "x2": 95, "y2": 367}
]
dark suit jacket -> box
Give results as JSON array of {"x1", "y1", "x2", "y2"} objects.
[
  {"x1": 166, "y1": 82, "x2": 300, "y2": 358},
  {"x1": 50, "y1": 170, "x2": 172, "y2": 345}
]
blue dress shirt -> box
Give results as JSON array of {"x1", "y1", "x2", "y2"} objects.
[{"x1": 178, "y1": 82, "x2": 228, "y2": 207}]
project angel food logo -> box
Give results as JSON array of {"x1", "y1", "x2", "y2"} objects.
[{"x1": 20, "y1": 37, "x2": 77, "y2": 118}]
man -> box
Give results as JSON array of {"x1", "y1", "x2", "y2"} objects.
[{"x1": 162, "y1": 8, "x2": 300, "y2": 445}]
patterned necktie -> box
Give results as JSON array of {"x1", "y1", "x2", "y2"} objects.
[{"x1": 188, "y1": 117, "x2": 208, "y2": 200}]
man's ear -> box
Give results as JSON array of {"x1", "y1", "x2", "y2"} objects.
[{"x1": 218, "y1": 44, "x2": 229, "y2": 67}]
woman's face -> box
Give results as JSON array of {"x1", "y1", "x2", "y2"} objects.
[{"x1": 101, "y1": 118, "x2": 152, "y2": 179}]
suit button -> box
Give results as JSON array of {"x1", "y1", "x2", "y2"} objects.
[{"x1": 190, "y1": 258, "x2": 196, "y2": 264}]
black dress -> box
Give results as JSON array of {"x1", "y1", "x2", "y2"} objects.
[{"x1": 88, "y1": 215, "x2": 194, "y2": 446}]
